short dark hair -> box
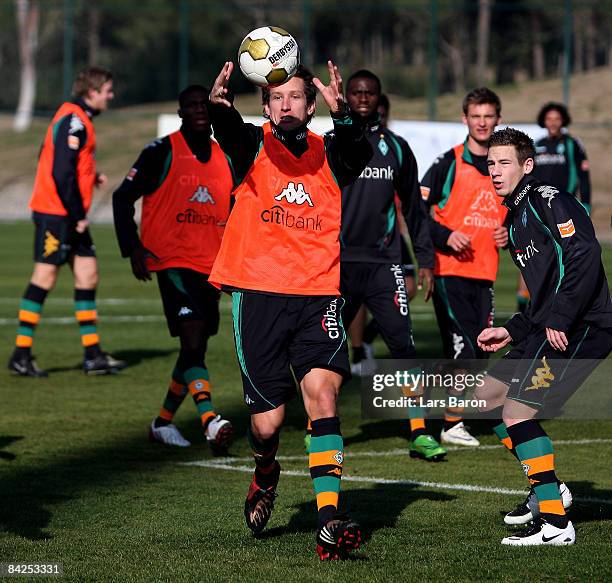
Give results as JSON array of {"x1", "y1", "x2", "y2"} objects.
[
  {"x1": 72, "y1": 66, "x2": 113, "y2": 98},
  {"x1": 537, "y1": 102, "x2": 571, "y2": 128},
  {"x1": 178, "y1": 84, "x2": 209, "y2": 108},
  {"x1": 261, "y1": 65, "x2": 317, "y2": 107},
  {"x1": 462, "y1": 87, "x2": 501, "y2": 117},
  {"x1": 346, "y1": 69, "x2": 382, "y2": 94},
  {"x1": 378, "y1": 93, "x2": 390, "y2": 112},
  {"x1": 489, "y1": 127, "x2": 535, "y2": 165}
]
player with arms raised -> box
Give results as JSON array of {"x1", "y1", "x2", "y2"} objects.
[{"x1": 207, "y1": 59, "x2": 372, "y2": 560}]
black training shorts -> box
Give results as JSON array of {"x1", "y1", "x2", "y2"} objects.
[
  {"x1": 341, "y1": 262, "x2": 415, "y2": 358},
  {"x1": 432, "y1": 275, "x2": 494, "y2": 360},
  {"x1": 231, "y1": 290, "x2": 350, "y2": 414},
  {"x1": 156, "y1": 268, "x2": 220, "y2": 337},
  {"x1": 488, "y1": 323, "x2": 612, "y2": 412},
  {"x1": 33, "y1": 211, "x2": 95, "y2": 265}
]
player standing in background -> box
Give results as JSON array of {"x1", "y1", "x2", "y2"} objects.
[
  {"x1": 477, "y1": 127, "x2": 612, "y2": 546},
  {"x1": 113, "y1": 85, "x2": 234, "y2": 452},
  {"x1": 515, "y1": 102, "x2": 592, "y2": 314},
  {"x1": 336, "y1": 71, "x2": 443, "y2": 463},
  {"x1": 533, "y1": 102, "x2": 591, "y2": 212},
  {"x1": 350, "y1": 93, "x2": 419, "y2": 374},
  {"x1": 207, "y1": 61, "x2": 372, "y2": 560},
  {"x1": 8, "y1": 66, "x2": 125, "y2": 377},
  {"x1": 421, "y1": 87, "x2": 508, "y2": 448}
]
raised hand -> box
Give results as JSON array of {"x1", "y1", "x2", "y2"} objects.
[
  {"x1": 313, "y1": 60, "x2": 345, "y2": 115},
  {"x1": 209, "y1": 61, "x2": 234, "y2": 107}
]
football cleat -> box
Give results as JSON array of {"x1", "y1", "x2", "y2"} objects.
[
  {"x1": 148, "y1": 421, "x2": 191, "y2": 447},
  {"x1": 504, "y1": 482, "x2": 573, "y2": 525},
  {"x1": 440, "y1": 422, "x2": 480, "y2": 447},
  {"x1": 244, "y1": 462, "x2": 280, "y2": 534},
  {"x1": 501, "y1": 516, "x2": 575, "y2": 546},
  {"x1": 205, "y1": 415, "x2": 234, "y2": 454},
  {"x1": 349, "y1": 358, "x2": 377, "y2": 377},
  {"x1": 316, "y1": 514, "x2": 363, "y2": 561},
  {"x1": 304, "y1": 433, "x2": 311, "y2": 454},
  {"x1": 8, "y1": 351, "x2": 48, "y2": 377},
  {"x1": 409, "y1": 434, "x2": 447, "y2": 462},
  {"x1": 83, "y1": 352, "x2": 126, "y2": 375}
]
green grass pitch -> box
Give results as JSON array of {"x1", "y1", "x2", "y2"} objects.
[{"x1": 0, "y1": 222, "x2": 611, "y2": 582}]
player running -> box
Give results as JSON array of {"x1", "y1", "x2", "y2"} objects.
[
  {"x1": 207, "y1": 60, "x2": 372, "y2": 560},
  {"x1": 421, "y1": 87, "x2": 508, "y2": 448},
  {"x1": 113, "y1": 86, "x2": 234, "y2": 452},
  {"x1": 8, "y1": 67, "x2": 125, "y2": 377},
  {"x1": 476, "y1": 127, "x2": 612, "y2": 546}
]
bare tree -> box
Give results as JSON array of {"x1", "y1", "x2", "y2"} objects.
[
  {"x1": 574, "y1": 10, "x2": 584, "y2": 73},
  {"x1": 14, "y1": 0, "x2": 39, "y2": 132},
  {"x1": 585, "y1": 8, "x2": 596, "y2": 70},
  {"x1": 440, "y1": 34, "x2": 465, "y2": 93},
  {"x1": 476, "y1": 0, "x2": 491, "y2": 84},
  {"x1": 89, "y1": 5, "x2": 101, "y2": 65},
  {"x1": 531, "y1": 10, "x2": 545, "y2": 79}
]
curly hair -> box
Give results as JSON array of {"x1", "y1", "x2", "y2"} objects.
[{"x1": 537, "y1": 102, "x2": 571, "y2": 128}]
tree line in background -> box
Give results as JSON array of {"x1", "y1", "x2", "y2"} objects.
[{"x1": 3, "y1": 0, "x2": 612, "y2": 130}]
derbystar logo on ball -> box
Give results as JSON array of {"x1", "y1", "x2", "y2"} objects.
[{"x1": 238, "y1": 26, "x2": 300, "y2": 87}]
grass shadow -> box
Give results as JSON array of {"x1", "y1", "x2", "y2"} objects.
[
  {"x1": 45, "y1": 347, "x2": 178, "y2": 373},
  {"x1": 0, "y1": 435, "x2": 24, "y2": 461},
  {"x1": 257, "y1": 482, "x2": 455, "y2": 543}
]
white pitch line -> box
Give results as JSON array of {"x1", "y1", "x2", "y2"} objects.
[
  {"x1": 190, "y1": 438, "x2": 612, "y2": 465},
  {"x1": 0, "y1": 297, "x2": 161, "y2": 306},
  {"x1": 0, "y1": 315, "x2": 165, "y2": 326},
  {"x1": 180, "y1": 460, "x2": 612, "y2": 505},
  {"x1": 184, "y1": 461, "x2": 526, "y2": 496}
]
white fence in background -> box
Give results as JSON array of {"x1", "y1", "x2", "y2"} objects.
[{"x1": 158, "y1": 113, "x2": 546, "y2": 179}]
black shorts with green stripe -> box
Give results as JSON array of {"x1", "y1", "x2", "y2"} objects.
[
  {"x1": 231, "y1": 291, "x2": 350, "y2": 414},
  {"x1": 156, "y1": 268, "x2": 220, "y2": 337},
  {"x1": 432, "y1": 275, "x2": 494, "y2": 359},
  {"x1": 487, "y1": 323, "x2": 612, "y2": 412}
]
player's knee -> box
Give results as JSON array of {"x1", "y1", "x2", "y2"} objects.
[
  {"x1": 74, "y1": 269, "x2": 98, "y2": 288},
  {"x1": 31, "y1": 264, "x2": 58, "y2": 290},
  {"x1": 474, "y1": 376, "x2": 508, "y2": 411},
  {"x1": 73, "y1": 258, "x2": 99, "y2": 288},
  {"x1": 303, "y1": 386, "x2": 338, "y2": 420},
  {"x1": 502, "y1": 399, "x2": 536, "y2": 425},
  {"x1": 250, "y1": 418, "x2": 281, "y2": 442}
]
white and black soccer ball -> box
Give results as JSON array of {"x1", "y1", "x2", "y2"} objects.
[{"x1": 238, "y1": 26, "x2": 300, "y2": 87}]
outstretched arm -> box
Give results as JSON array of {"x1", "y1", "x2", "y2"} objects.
[
  {"x1": 321, "y1": 60, "x2": 372, "y2": 187},
  {"x1": 208, "y1": 61, "x2": 262, "y2": 183}
]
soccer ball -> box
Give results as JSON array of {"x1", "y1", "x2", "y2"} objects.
[{"x1": 238, "y1": 26, "x2": 300, "y2": 87}]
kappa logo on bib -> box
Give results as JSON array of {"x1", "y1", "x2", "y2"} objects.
[
  {"x1": 189, "y1": 185, "x2": 215, "y2": 204},
  {"x1": 274, "y1": 182, "x2": 314, "y2": 206},
  {"x1": 471, "y1": 190, "x2": 498, "y2": 213}
]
